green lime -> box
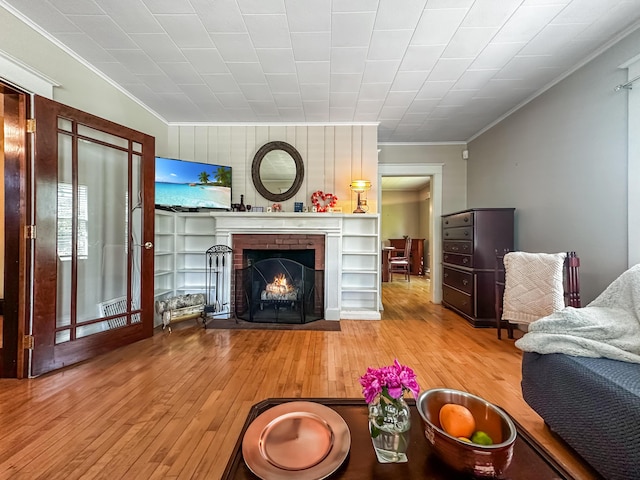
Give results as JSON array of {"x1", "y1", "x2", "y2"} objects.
[{"x1": 471, "y1": 431, "x2": 493, "y2": 445}]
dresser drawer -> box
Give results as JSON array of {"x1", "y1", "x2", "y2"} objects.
[
  {"x1": 443, "y1": 240, "x2": 472, "y2": 254},
  {"x1": 443, "y1": 267, "x2": 473, "y2": 294},
  {"x1": 443, "y1": 252, "x2": 473, "y2": 268},
  {"x1": 442, "y1": 212, "x2": 473, "y2": 228},
  {"x1": 443, "y1": 285, "x2": 473, "y2": 317},
  {"x1": 443, "y1": 226, "x2": 473, "y2": 240}
]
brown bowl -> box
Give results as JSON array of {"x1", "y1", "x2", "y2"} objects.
[{"x1": 417, "y1": 388, "x2": 517, "y2": 478}]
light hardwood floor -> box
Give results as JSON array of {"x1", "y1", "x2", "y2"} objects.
[{"x1": 0, "y1": 277, "x2": 597, "y2": 479}]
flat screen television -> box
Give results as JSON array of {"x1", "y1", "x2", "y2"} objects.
[{"x1": 155, "y1": 156, "x2": 232, "y2": 211}]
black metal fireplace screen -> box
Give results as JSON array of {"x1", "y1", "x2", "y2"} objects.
[{"x1": 235, "y1": 258, "x2": 324, "y2": 323}]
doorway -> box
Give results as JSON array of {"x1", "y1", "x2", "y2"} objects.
[
  {"x1": 380, "y1": 175, "x2": 431, "y2": 276},
  {"x1": 378, "y1": 163, "x2": 443, "y2": 305}
]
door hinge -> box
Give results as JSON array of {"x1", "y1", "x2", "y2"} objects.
[
  {"x1": 24, "y1": 335, "x2": 34, "y2": 350},
  {"x1": 26, "y1": 118, "x2": 36, "y2": 133},
  {"x1": 25, "y1": 225, "x2": 36, "y2": 239}
]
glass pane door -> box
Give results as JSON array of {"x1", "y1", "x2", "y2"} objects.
[
  {"x1": 55, "y1": 125, "x2": 140, "y2": 342},
  {"x1": 31, "y1": 95, "x2": 154, "y2": 376}
]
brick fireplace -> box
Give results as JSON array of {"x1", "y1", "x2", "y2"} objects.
[
  {"x1": 210, "y1": 213, "x2": 372, "y2": 321},
  {"x1": 232, "y1": 234, "x2": 325, "y2": 322},
  {"x1": 232, "y1": 234, "x2": 325, "y2": 272}
]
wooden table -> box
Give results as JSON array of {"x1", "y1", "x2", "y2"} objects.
[{"x1": 221, "y1": 398, "x2": 582, "y2": 480}]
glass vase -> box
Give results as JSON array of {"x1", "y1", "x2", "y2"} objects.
[{"x1": 368, "y1": 395, "x2": 411, "y2": 463}]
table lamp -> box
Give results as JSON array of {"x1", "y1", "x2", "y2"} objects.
[{"x1": 350, "y1": 180, "x2": 371, "y2": 213}]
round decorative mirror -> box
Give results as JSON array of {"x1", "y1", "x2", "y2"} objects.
[{"x1": 251, "y1": 141, "x2": 304, "y2": 202}]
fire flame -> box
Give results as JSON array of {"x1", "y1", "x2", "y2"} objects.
[
  {"x1": 273, "y1": 273, "x2": 288, "y2": 287},
  {"x1": 266, "y1": 273, "x2": 293, "y2": 295}
]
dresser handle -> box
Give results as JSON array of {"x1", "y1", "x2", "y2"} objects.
[
  {"x1": 462, "y1": 279, "x2": 468, "y2": 286},
  {"x1": 444, "y1": 272, "x2": 448, "y2": 278},
  {"x1": 464, "y1": 217, "x2": 469, "y2": 222},
  {"x1": 462, "y1": 258, "x2": 469, "y2": 264},
  {"x1": 452, "y1": 246, "x2": 458, "y2": 251},
  {"x1": 464, "y1": 231, "x2": 469, "y2": 237}
]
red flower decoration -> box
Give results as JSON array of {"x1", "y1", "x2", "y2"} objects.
[{"x1": 311, "y1": 190, "x2": 338, "y2": 212}]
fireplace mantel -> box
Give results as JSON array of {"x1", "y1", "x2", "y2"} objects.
[
  {"x1": 211, "y1": 212, "x2": 381, "y2": 321},
  {"x1": 153, "y1": 210, "x2": 381, "y2": 324},
  {"x1": 213, "y1": 212, "x2": 342, "y2": 234}
]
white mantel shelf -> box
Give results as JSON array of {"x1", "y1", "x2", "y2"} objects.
[
  {"x1": 154, "y1": 210, "x2": 381, "y2": 322},
  {"x1": 213, "y1": 212, "x2": 343, "y2": 234}
]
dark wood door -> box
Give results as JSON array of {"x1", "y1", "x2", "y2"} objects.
[
  {"x1": 30, "y1": 96, "x2": 155, "y2": 376},
  {"x1": 1, "y1": 84, "x2": 29, "y2": 378}
]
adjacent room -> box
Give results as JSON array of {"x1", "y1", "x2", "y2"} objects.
[{"x1": 1, "y1": 1, "x2": 639, "y2": 479}]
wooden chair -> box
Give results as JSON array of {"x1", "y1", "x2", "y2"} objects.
[
  {"x1": 494, "y1": 250, "x2": 580, "y2": 339},
  {"x1": 389, "y1": 237, "x2": 412, "y2": 282}
]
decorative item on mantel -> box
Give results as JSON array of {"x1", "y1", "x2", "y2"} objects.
[
  {"x1": 350, "y1": 180, "x2": 371, "y2": 213},
  {"x1": 311, "y1": 190, "x2": 338, "y2": 212},
  {"x1": 359, "y1": 359, "x2": 421, "y2": 463}
]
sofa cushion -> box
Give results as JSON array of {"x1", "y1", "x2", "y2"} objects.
[{"x1": 522, "y1": 352, "x2": 640, "y2": 480}]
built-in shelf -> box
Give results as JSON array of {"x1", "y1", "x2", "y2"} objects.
[
  {"x1": 154, "y1": 211, "x2": 381, "y2": 321},
  {"x1": 340, "y1": 216, "x2": 380, "y2": 319}
]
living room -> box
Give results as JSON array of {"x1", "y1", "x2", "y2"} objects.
[{"x1": 1, "y1": 1, "x2": 639, "y2": 478}]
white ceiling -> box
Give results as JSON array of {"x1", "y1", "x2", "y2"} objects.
[
  {"x1": 381, "y1": 176, "x2": 430, "y2": 191},
  {"x1": 3, "y1": 0, "x2": 640, "y2": 142}
]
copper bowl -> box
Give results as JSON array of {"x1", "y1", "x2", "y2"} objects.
[{"x1": 417, "y1": 388, "x2": 517, "y2": 478}]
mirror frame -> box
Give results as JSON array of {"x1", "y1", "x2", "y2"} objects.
[{"x1": 251, "y1": 141, "x2": 305, "y2": 202}]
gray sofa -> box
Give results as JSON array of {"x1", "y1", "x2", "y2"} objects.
[{"x1": 521, "y1": 352, "x2": 640, "y2": 480}]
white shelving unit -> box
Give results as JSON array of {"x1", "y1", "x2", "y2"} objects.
[
  {"x1": 340, "y1": 215, "x2": 381, "y2": 319},
  {"x1": 174, "y1": 213, "x2": 215, "y2": 295},
  {"x1": 154, "y1": 211, "x2": 382, "y2": 321},
  {"x1": 154, "y1": 210, "x2": 176, "y2": 299},
  {"x1": 154, "y1": 212, "x2": 216, "y2": 295}
]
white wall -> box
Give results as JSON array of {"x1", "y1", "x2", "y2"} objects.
[
  {"x1": 165, "y1": 124, "x2": 379, "y2": 213},
  {"x1": 381, "y1": 190, "x2": 422, "y2": 241},
  {"x1": 0, "y1": 6, "x2": 167, "y2": 149},
  {"x1": 628, "y1": 57, "x2": 640, "y2": 267},
  {"x1": 377, "y1": 144, "x2": 467, "y2": 215},
  {"x1": 468, "y1": 28, "x2": 640, "y2": 304}
]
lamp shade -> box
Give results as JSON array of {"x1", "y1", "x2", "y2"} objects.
[{"x1": 350, "y1": 180, "x2": 371, "y2": 193}]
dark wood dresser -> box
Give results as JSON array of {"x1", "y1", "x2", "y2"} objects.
[{"x1": 442, "y1": 208, "x2": 514, "y2": 327}]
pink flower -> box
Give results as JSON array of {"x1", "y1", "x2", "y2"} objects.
[{"x1": 359, "y1": 359, "x2": 420, "y2": 403}]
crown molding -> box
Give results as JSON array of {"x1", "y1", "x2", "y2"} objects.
[
  {"x1": 1, "y1": 0, "x2": 168, "y2": 124},
  {"x1": 377, "y1": 141, "x2": 467, "y2": 146},
  {"x1": 168, "y1": 122, "x2": 380, "y2": 127}
]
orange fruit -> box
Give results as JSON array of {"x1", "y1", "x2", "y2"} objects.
[{"x1": 438, "y1": 403, "x2": 476, "y2": 438}]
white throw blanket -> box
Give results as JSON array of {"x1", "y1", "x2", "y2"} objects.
[
  {"x1": 515, "y1": 264, "x2": 640, "y2": 364},
  {"x1": 502, "y1": 252, "x2": 566, "y2": 324}
]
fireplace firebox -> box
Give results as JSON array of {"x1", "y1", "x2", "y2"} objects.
[{"x1": 235, "y1": 257, "x2": 324, "y2": 323}]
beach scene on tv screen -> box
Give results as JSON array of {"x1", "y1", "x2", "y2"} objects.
[{"x1": 155, "y1": 157, "x2": 231, "y2": 209}]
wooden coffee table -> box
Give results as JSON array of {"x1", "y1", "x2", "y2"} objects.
[{"x1": 222, "y1": 398, "x2": 580, "y2": 479}]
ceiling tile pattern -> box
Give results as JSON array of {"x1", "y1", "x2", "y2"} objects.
[{"x1": 4, "y1": 0, "x2": 640, "y2": 141}]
